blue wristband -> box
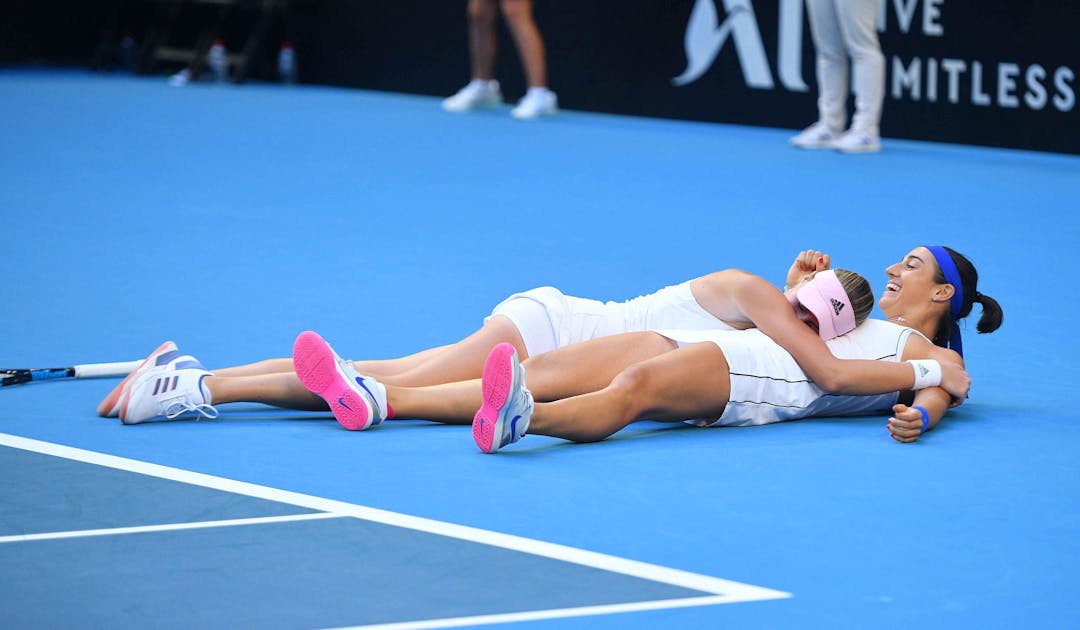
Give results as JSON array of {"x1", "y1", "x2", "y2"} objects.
[{"x1": 911, "y1": 406, "x2": 930, "y2": 433}]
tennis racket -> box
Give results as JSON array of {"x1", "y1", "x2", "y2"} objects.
[{"x1": 1, "y1": 361, "x2": 141, "y2": 388}]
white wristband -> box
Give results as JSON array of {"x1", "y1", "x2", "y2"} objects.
[{"x1": 907, "y1": 359, "x2": 942, "y2": 390}]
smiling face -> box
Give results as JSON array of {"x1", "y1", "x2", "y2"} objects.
[{"x1": 880, "y1": 247, "x2": 948, "y2": 318}]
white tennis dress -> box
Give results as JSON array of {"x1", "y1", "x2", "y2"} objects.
[
  {"x1": 488, "y1": 281, "x2": 734, "y2": 356},
  {"x1": 656, "y1": 319, "x2": 925, "y2": 427}
]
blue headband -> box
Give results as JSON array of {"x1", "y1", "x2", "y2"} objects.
[{"x1": 925, "y1": 246, "x2": 964, "y2": 356}]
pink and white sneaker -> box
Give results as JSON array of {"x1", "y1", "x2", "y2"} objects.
[
  {"x1": 473, "y1": 343, "x2": 534, "y2": 454},
  {"x1": 119, "y1": 355, "x2": 216, "y2": 425},
  {"x1": 292, "y1": 331, "x2": 387, "y2": 431},
  {"x1": 97, "y1": 341, "x2": 178, "y2": 417}
]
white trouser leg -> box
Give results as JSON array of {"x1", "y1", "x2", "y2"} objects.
[
  {"x1": 806, "y1": 0, "x2": 849, "y2": 132},
  {"x1": 835, "y1": 0, "x2": 884, "y2": 134}
]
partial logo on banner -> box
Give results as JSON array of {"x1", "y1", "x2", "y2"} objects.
[
  {"x1": 673, "y1": 0, "x2": 1074, "y2": 113},
  {"x1": 672, "y1": 0, "x2": 808, "y2": 92}
]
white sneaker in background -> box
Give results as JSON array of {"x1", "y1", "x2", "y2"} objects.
[
  {"x1": 168, "y1": 69, "x2": 191, "y2": 87},
  {"x1": 832, "y1": 129, "x2": 882, "y2": 154},
  {"x1": 790, "y1": 121, "x2": 841, "y2": 149},
  {"x1": 510, "y1": 87, "x2": 558, "y2": 120},
  {"x1": 442, "y1": 79, "x2": 503, "y2": 113}
]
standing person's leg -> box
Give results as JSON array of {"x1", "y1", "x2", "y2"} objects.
[
  {"x1": 500, "y1": 0, "x2": 557, "y2": 119},
  {"x1": 792, "y1": 0, "x2": 848, "y2": 147},
  {"x1": 810, "y1": 0, "x2": 849, "y2": 132},
  {"x1": 833, "y1": 0, "x2": 884, "y2": 150},
  {"x1": 444, "y1": 0, "x2": 503, "y2": 112},
  {"x1": 468, "y1": 0, "x2": 499, "y2": 80},
  {"x1": 499, "y1": 0, "x2": 546, "y2": 87}
]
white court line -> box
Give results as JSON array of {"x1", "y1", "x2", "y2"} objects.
[
  {"x1": 0, "y1": 512, "x2": 342, "y2": 544},
  {"x1": 329, "y1": 595, "x2": 738, "y2": 630},
  {"x1": 0, "y1": 433, "x2": 791, "y2": 620}
]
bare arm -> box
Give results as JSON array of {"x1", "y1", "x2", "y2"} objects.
[
  {"x1": 886, "y1": 337, "x2": 967, "y2": 442},
  {"x1": 887, "y1": 387, "x2": 952, "y2": 443},
  {"x1": 695, "y1": 271, "x2": 970, "y2": 398}
]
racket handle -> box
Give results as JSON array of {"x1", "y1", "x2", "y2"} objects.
[{"x1": 73, "y1": 361, "x2": 142, "y2": 379}]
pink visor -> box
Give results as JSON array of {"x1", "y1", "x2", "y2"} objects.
[{"x1": 796, "y1": 270, "x2": 857, "y2": 340}]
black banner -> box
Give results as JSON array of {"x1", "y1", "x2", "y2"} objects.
[
  {"x1": 6, "y1": 1, "x2": 1077, "y2": 153},
  {"x1": 291, "y1": 0, "x2": 1078, "y2": 154}
]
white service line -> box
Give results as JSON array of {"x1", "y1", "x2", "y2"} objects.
[
  {"x1": 327, "y1": 595, "x2": 739, "y2": 630},
  {"x1": 0, "y1": 512, "x2": 342, "y2": 544},
  {"x1": 0, "y1": 433, "x2": 791, "y2": 606}
]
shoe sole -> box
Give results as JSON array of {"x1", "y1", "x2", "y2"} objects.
[
  {"x1": 835, "y1": 145, "x2": 881, "y2": 154},
  {"x1": 511, "y1": 106, "x2": 558, "y2": 120},
  {"x1": 98, "y1": 341, "x2": 176, "y2": 417},
  {"x1": 293, "y1": 331, "x2": 373, "y2": 431},
  {"x1": 790, "y1": 137, "x2": 835, "y2": 149},
  {"x1": 473, "y1": 343, "x2": 520, "y2": 453},
  {"x1": 442, "y1": 98, "x2": 503, "y2": 113}
]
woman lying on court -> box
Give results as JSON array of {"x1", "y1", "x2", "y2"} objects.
[
  {"x1": 98, "y1": 249, "x2": 880, "y2": 421},
  {"x1": 294, "y1": 246, "x2": 1001, "y2": 448},
  {"x1": 101, "y1": 248, "x2": 979, "y2": 440},
  {"x1": 100, "y1": 249, "x2": 913, "y2": 415}
]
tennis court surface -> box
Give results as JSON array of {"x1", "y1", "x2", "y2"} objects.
[{"x1": 1, "y1": 70, "x2": 1078, "y2": 628}]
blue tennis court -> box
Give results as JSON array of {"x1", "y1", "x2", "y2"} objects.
[{"x1": 1, "y1": 69, "x2": 1078, "y2": 628}]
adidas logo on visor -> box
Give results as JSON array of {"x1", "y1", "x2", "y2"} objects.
[{"x1": 830, "y1": 298, "x2": 846, "y2": 315}]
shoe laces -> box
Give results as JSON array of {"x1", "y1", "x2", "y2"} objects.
[{"x1": 164, "y1": 401, "x2": 219, "y2": 420}]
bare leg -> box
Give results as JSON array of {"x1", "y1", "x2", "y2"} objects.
[
  {"x1": 191, "y1": 316, "x2": 528, "y2": 414},
  {"x1": 521, "y1": 331, "x2": 676, "y2": 400},
  {"x1": 214, "y1": 358, "x2": 295, "y2": 378},
  {"x1": 500, "y1": 0, "x2": 547, "y2": 87},
  {"x1": 384, "y1": 332, "x2": 678, "y2": 424},
  {"x1": 350, "y1": 345, "x2": 453, "y2": 379},
  {"x1": 205, "y1": 373, "x2": 328, "y2": 411},
  {"x1": 386, "y1": 379, "x2": 480, "y2": 425},
  {"x1": 529, "y1": 342, "x2": 732, "y2": 442},
  {"x1": 468, "y1": 0, "x2": 498, "y2": 80},
  {"x1": 211, "y1": 350, "x2": 458, "y2": 380},
  {"x1": 365, "y1": 316, "x2": 526, "y2": 387},
  {"x1": 212, "y1": 344, "x2": 472, "y2": 382}
]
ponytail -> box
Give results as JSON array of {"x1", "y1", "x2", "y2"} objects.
[
  {"x1": 972, "y1": 291, "x2": 1003, "y2": 334},
  {"x1": 929, "y1": 247, "x2": 1005, "y2": 352}
]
